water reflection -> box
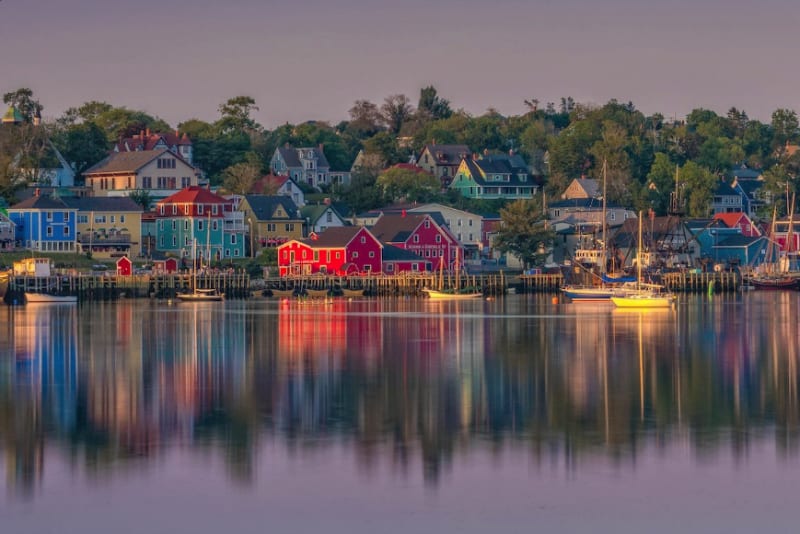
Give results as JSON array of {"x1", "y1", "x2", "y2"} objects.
[{"x1": 1, "y1": 294, "x2": 800, "y2": 497}]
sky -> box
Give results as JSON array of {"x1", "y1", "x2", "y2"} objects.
[{"x1": 2, "y1": 0, "x2": 799, "y2": 128}]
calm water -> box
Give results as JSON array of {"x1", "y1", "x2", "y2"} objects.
[{"x1": 1, "y1": 294, "x2": 799, "y2": 533}]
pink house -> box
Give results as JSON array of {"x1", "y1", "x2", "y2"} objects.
[
  {"x1": 370, "y1": 213, "x2": 461, "y2": 271},
  {"x1": 277, "y1": 226, "x2": 382, "y2": 276}
]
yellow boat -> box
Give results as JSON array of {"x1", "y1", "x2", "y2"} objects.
[{"x1": 610, "y1": 291, "x2": 675, "y2": 308}]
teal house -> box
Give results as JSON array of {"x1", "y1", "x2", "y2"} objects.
[
  {"x1": 155, "y1": 186, "x2": 245, "y2": 263},
  {"x1": 449, "y1": 152, "x2": 539, "y2": 200}
]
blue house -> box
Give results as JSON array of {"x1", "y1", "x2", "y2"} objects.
[{"x1": 7, "y1": 192, "x2": 78, "y2": 252}]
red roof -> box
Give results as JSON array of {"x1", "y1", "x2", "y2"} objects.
[
  {"x1": 158, "y1": 186, "x2": 232, "y2": 206},
  {"x1": 114, "y1": 130, "x2": 191, "y2": 152},
  {"x1": 251, "y1": 174, "x2": 289, "y2": 194},
  {"x1": 713, "y1": 212, "x2": 746, "y2": 228}
]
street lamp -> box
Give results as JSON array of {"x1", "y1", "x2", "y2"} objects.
[{"x1": 248, "y1": 217, "x2": 254, "y2": 258}]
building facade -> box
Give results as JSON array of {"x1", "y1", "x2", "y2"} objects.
[{"x1": 83, "y1": 149, "x2": 200, "y2": 199}]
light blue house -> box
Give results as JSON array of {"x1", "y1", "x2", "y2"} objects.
[{"x1": 7, "y1": 192, "x2": 78, "y2": 252}]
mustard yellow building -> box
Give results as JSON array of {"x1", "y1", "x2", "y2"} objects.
[{"x1": 63, "y1": 196, "x2": 144, "y2": 258}]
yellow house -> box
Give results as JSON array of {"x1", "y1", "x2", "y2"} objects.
[
  {"x1": 82, "y1": 149, "x2": 199, "y2": 198},
  {"x1": 63, "y1": 196, "x2": 144, "y2": 258},
  {"x1": 238, "y1": 195, "x2": 305, "y2": 254}
]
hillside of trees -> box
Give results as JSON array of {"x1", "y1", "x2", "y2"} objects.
[{"x1": 3, "y1": 86, "x2": 800, "y2": 219}]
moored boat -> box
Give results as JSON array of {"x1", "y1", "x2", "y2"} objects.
[
  {"x1": 748, "y1": 275, "x2": 800, "y2": 290},
  {"x1": 422, "y1": 288, "x2": 483, "y2": 300},
  {"x1": 25, "y1": 292, "x2": 77, "y2": 304},
  {"x1": 176, "y1": 288, "x2": 224, "y2": 302}
]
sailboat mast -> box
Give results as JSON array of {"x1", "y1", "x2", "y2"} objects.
[
  {"x1": 601, "y1": 159, "x2": 607, "y2": 275},
  {"x1": 637, "y1": 211, "x2": 643, "y2": 288}
]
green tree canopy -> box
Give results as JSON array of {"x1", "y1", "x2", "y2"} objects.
[{"x1": 493, "y1": 199, "x2": 554, "y2": 268}]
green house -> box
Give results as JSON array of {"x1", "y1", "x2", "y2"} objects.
[{"x1": 450, "y1": 153, "x2": 539, "y2": 200}]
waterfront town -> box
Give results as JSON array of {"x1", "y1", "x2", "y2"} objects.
[{"x1": 1, "y1": 87, "x2": 800, "y2": 298}]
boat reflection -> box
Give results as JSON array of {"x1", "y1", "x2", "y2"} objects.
[{"x1": 1, "y1": 295, "x2": 800, "y2": 496}]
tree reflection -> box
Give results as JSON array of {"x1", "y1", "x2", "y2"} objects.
[{"x1": 1, "y1": 294, "x2": 800, "y2": 496}]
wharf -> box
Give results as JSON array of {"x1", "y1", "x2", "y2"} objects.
[{"x1": 5, "y1": 272, "x2": 251, "y2": 304}]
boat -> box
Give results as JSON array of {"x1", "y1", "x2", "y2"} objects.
[
  {"x1": 750, "y1": 206, "x2": 800, "y2": 290},
  {"x1": 748, "y1": 275, "x2": 800, "y2": 290},
  {"x1": 421, "y1": 288, "x2": 483, "y2": 299},
  {"x1": 303, "y1": 288, "x2": 330, "y2": 298},
  {"x1": 25, "y1": 292, "x2": 77, "y2": 304},
  {"x1": 268, "y1": 288, "x2": 298, "y2": 298},
  {"x1": 611, "y1": 211, "x2": 676, "y2": 309},
  {"x1": 339, "y1": 288, "x2": 365, "y2": 298},
  {"x1": 176, "y1": 236, "x2": 224, "y2": 302}
]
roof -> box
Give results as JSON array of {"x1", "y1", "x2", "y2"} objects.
[
  {"x1": 301, "y1": 226, "x2": 366, "y2": 247},
  {"x1": 369, "y1": 213, "x2": 431, "y2": 243},
  {"x1": 421, "y1": 144, "x2": 470, "y2": 165},
  {"x1": 2, "y1": 105, "x2": 24, "y2": 124},
  {"x1": 716, "y1": 235, "x2": 764, "y2": 248},
  {"x1": 300, "y1": 204, "x2": 340, "y2": 224},
  {"x1": 159, "y1": 186, "x2": 231, "y2": 206},
  {"x1": 714, "y1": 180, "x2": 739, "y2": 196},
  {"x1": 730, "y1": 165, "x2": 762, "y2": 180},
  {"x1": 9, "y1": 193, "x2": 72, "y2": 210},
  {"x1": 84, "y1": 149, "x2": 184, "y2": 175},
  {"x1": 609, "y1": 215, "x2": 687, "y2": 248},
  {"x1": 251, "y1": 174, "x2": 290, "y2": 194},
  {"x1": 382, "y1": 244, "x2": 426, "y2": 262},
  {"x1": 566, "y1": 178, "x2": 601, "y2": 199},
  {"x1": 734, "y1": 179, "x2": 765, "y2": 197},
  {"x1": 548, "y1": 197, "x2": 620, "y2": 209},
  {"x1": 244, "y1": 195, "x2": 300, "y2": 221},
  {"x1": 277, "y1": 146, "x2": 330, "y2": 169},
  {"x1": 114, "y1": 130, "x2": 191, "y2": 152},
  {"x1": 62, "y1": 196, "x2": 143, "y2": 212},
  {"x1": 461, "y1": 156, "x2": 535, "y2": 187},
  {"x1": 713, "y1": 212, "x2": 749, "y2": 228}
]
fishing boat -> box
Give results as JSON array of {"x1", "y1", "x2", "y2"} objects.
[
  {"x1": 339, "y1": 287, "x2": 365, "y2": 298},
  {"x1": 25, "y1": 292, "x2": 77, "y2": 304},
  {"x1": 303, "y1": 288, "x2": 330, "y2": 298},
  {"x1": 176, "y1": 237, "x2": 224, "y2": 302},
  {"x1": 611, "y1": 211, "x2": 676, "y2": 309},
  {"x1": 268, "y1": 288, "x2": 298, "y2": 298},
  {"x1": 750, "y1": 205, "x2": 800, "y2": 290}
]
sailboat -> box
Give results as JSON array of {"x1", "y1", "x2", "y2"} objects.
[
  {"x1": 176, "y1": 231, "x2": 224, "y2": 302},
  {"x1": 611, "y1": 211, "x2": 676, "y2": 308},
  {"x1": 750, "y1": 205, "x2": 800, "y2": 290},
  {"x1": 562, "y1": 160, "x2": 634, "y2": 301}
]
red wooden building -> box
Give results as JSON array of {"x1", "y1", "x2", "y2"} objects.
[
  {"x1": 116, "y1": 256, "x2": 132, "y2": 276},
  {"x1": 370, "y1": 213, "x2": 461, "y2": 271},
  {"x1": 713, "y1": 212, "x2": 761, "y2": 238},
  {"x1": 277, "y1": 226, "x2": 383, "y2": 276}
]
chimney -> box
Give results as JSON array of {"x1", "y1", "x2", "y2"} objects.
[
  {"x1": 34, "y1": 188, "x2": 40, "y2": 197},
  {"x1": 175, "y1": 129, "x2": 179, "y2": 137},
  {"x1": 318, "y1": 143, "x2": 324, "y2": 151},
  {"x1": 472, "y1": 153, "x2": 478, "y2": 161},
  {"x1": 324, "y1": 197, "x2": 331, "y2": 205},
  {"x1": 509, "y1": 148, "x2": 515, "y2": 156},
  {"x1": 146, "y1": 128, "x2": 151, "y2": 137}
]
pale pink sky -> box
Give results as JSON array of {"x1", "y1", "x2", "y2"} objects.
[{"x1": 2, "y1": 0, "x2": 798, "y2": 127}]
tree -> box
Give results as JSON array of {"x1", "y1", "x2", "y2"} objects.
[
  {"x1": 52, "y1": 122, "x2": 109, "y2": 175},
  {"x1": 417, "y1": 86, "x2": 452, "y2": 121},
  {"x1": 339, "y1": 168, "x2": 386, "y2": 215},
  {"x1": 128, "y1": 189, "x2": 153, "y2": 211},
  {"x1": 3, "y1": 87, "x2": 43, "y2": 122},
  {"x1": 493, "y1": 199, "x2": 554, "y2": 268},
  {"x1": 347, "y1": 100, "x2": 383, "y2": 138},
  {"x1": 222, "y1": 153, "x2": 262, "y2": 195},
  {"x1": 380, "y1": 94, "x2": 414, "y2": 135},
  {"x1": 771, "y1": 108, "x2": 799, "y2": 159},
  {"x1": 218, "y1": 96, "x2": 261, "y2": 133},
  {"x1": 362, "y1": 131, "x2": 400, "y2": 166},
  {"x1": 646, "y1": 153, "x2": 677, "y2": 214},
  {"x1": 376, "y1": 166, "x2": 440, "y2": 203},
  {"x1": 679, "y1": 161, "x2": 717, "y2": 217}
]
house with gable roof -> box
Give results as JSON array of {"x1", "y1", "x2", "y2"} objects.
[
  {"x1": 729, "y1": 165, "x2": 767, "y2": 218},
  {"x1": 301, "y1": 202, "x2": 347, "y2": 234},
  {"x1": 250, "y1": 174, "x2": 306, "y2": 207},
  {"x1": 0, "y1": 211, "x2": 16, "y2": 251},
  {"x1": 407, "y1": 202, "x2": 483, "y2": 259},
  {"x1": 712, "y1": 180, "x2": 743, "y2": 214},
  {"x1": 238, "y1": 195, "x2": 305, "y2": 253},
  {"x1": 270, "y1": 144, "x2": 331, "y2": 190},
  {"x1": 369, "y1": 212, "x2": 460, "y2": 270},
  {"x1": 713, "y1": 212, "x2": 761, "y2": 238},
  {"x1": 154, "y1": 186, "x2": 245, "y2": 261},
  {"x1": 83, "y1": 149, "x2": 199, "y2": 199},
  {"x1": 562, "y1": 177, "x2": 601, "y2": 200},
  {"x1": 277, "y1": 226, "x2": 382, "y2": 276},
  {"x1": 62, "y1": 196, "x2": 144, "y2": 258},
  {"x1": 114, "y1": 128, "x2": 193, "y2": 165},
  {"x1": 7, "y1": 190, "x2": 78, "y2": 252},
  {"x1": 417, "y1": 144, "x2": 469, "y2": 188},
  {"x1": 450, "y1": 152, "x2": 538, "y2": 200}
]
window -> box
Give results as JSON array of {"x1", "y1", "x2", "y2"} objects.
[
  {"x1": 386, "y1": 263, "x2": 394, "y2": 272},
  {"x1": 435, "y1": 235, "x2": 441, "y2": 243},
  {"x1": 413, "y1": 235, "x2": 419, "y2": 243},
  {"x1": 360, "y1": 236, "x2": 366, "y2": 244},
  {"x1": 63, "y1": 227, "x2": 69, "y2": 236},
  {"x1": 159, "y1": 205, "x2": 165, "y2": 215},
  {"x1": 184, "y1": 204, "x2": 190, "y2": 215},
  {"x1": 94, "y1": 215, "x2": 106, "y2": 224},
  {"x1": 120, "y1": 215, "x2": 125, "y2": 223},
  {"x1": 172, "y1": 236, "x2": 177, "y2": 246},
  {"x1": 212, "y1": 221, "x2": 218, "y2": 231},
  {"x1": 172, "y1": 205, "x2": 177, "y2": 215},
  {"x1": 411, "y1": 263, "x2": 419, "y2": 272},
  {"x1": 313, "y1": 251, "x2": 319, "y2": 261},
  {"x1": 212, "y1": 205, "x2": 218, "y2": 215},
  {"x1": 424, "y1": 220, "x2": 430, "y2": 228},
  {"x1": 352, "y1": 251, "x2": 359, "y2": 259},
  {"x1": 610, "y1": 212, "x2": 616, "y2": 221},
  {"x1": 184, "y1": 220, "x2": 189, "y2": 230},
  {"x1": 47, "y1": 212, "x2": 53, "y2": 221},
  {"x1": 326, "y1": 212, "x2": 333, "y2": 222},
  {"x1": 181, "y1": 177, "x2": 191, "y2": 188},
  {"x1": 110, "y1": 215, "x2": 115, "y2": 223},
  {"x1": 230, "y1": 234, "x2": 237, "y2": 244},
  {"x1": 160, "y1": 236, "x2": 165, "y2": 247},
  {"x1": 335, "y1": 251, "x2": 341, "y2": 259},
  {"x1": 369, "y1": 251, "x2": 375, "y2": 258},
  {"x1": 198, "y1": 205, "x2": 204, "y2": 215},
  {"x1": 184, "y1": 236, "x2": 189, "y2": 246},
  {"x1": 172, "y1": 220, "x2": 177, "y2": 230},
  {"x1": 78, "y1": 215, "x2": 88, "y2": 224},
  {"x1": 157, "y1": 158, "x2": 176, "y2": 169},
  {"x1": 468, "y1": 220, "x2": 473, "y2": 227},
  {"x1": 198, "y1": 220, "x2": 204, "y2": 231},
  {"x1": 64, "y1": 212, "x2": 70, "y2": 222},
  {"x1": 143, "y1": 177, "x2": 152, "y2": 188}
]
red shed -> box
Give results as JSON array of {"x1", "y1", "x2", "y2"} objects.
[
  {"x1": 116, "y1": 256, "x2": 132, "y2": 276},
  {"x1": 153, "y1": 258, "x2": 179, "y2": 274}
]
